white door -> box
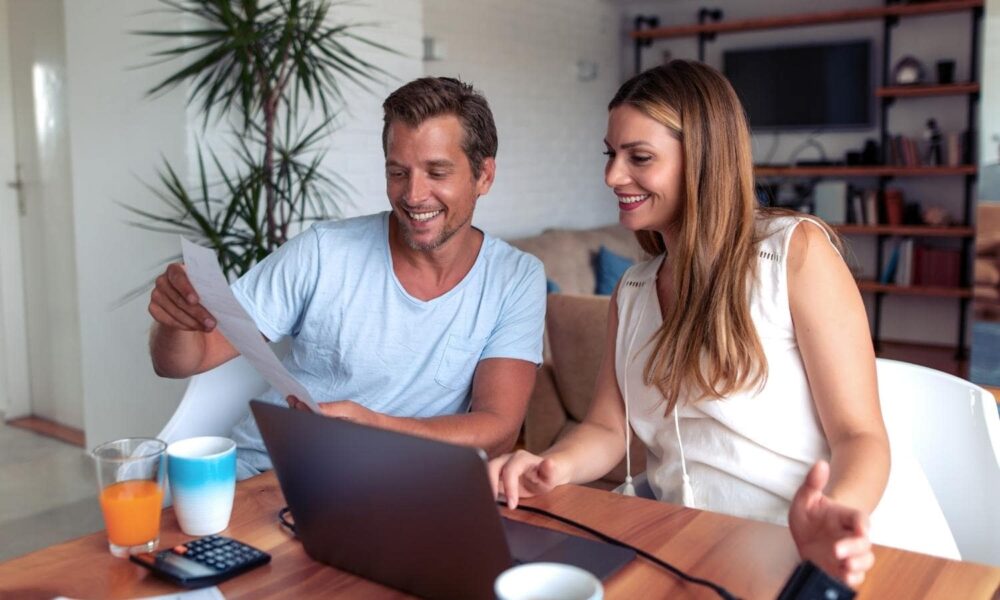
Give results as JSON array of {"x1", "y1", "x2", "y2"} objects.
[
  {"x1": 0, "y1": 0, "x2": 83, "y2": 428},
  {"x1": 0, "y1": 0, "x2": 31, "y2": 419}
]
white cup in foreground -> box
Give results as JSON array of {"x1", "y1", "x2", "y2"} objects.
[
  {"x1": 167, "y1": 436, "x2": 237, "y2": 536},
  {"x1": 495, "y1": 562, "x2": 603, "y2": 600}
]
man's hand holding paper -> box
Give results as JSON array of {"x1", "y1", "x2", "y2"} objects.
[
  {"x1": 165, "y1": 238, "x2": 320, "y2": 413},
  {"x1": 149, "y1": 263, "x2": 217, "y2": 334}
]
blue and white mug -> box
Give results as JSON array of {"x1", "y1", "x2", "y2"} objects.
[{"x1": 167, "y1": 436, "x2": 237, "y2": 536}]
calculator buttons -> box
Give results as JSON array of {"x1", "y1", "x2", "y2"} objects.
[{"x1": 175, "y1": 536, "x2": 266, "y2": 572}]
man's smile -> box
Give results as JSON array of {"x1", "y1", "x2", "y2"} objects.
[{"x1": 406, "y1": 209, "x2": 443, "y2": 222}]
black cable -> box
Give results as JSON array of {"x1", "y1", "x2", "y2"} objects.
[
  {"x1": 278, "y1": 506, "x2": 296, "y2": 535},
  {"x1": 785, "y1": 127, "x2": 828, "y2": 165},
  {"x1": 507, "y1": 502, "x2": 740, "y2": 600},
  {"x1": 761, "y1": 130, "x2": 781, "y2": 165}
]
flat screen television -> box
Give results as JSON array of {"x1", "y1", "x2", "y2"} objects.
[{"x1": 723, "y1": 40, "x2": 872, "y2": 130}]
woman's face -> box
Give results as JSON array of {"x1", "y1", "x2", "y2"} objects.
[{"x1": 604, "y1": 104, "x2": 684, "y2": 234}]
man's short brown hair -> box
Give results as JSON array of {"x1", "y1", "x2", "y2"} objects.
[{"x1": 382, "y1": 77, "x2": 498, "y2": 178}]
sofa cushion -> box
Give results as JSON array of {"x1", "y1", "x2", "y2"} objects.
[
  {"x1": 509, "y1": 225, "x2": 646, "y2": 296},
  {"x1": 510, "y1": 230, "x2": 596, "y2": 295},
  {"x1": 975, "y1": 285, "x2": 999, "y2": 301},
  {"x1": 977, "y1": 203, "x2": 1000, "y2": 237},
  {"x1": 546, "y1": 294, "x2": 611, "y2": 422},
  {"x1": 976, "y1": 232, "x2": 1000, "y2": 256},
  {"x1": 594, "y1": 245, "x2": 635, "y2": 295},
  {"x1": 975, "y1": 258, "x2": 1000, "y2": 286},
  {"x1": 523, "y1": 364, "x2": 567, "y2": 451}
]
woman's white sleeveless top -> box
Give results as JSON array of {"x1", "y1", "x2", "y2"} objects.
[{"x1": 614, "y1": 216, "x2": 959, "y2": 559}]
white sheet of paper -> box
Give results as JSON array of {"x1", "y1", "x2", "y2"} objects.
[{"x1": 180, "y1": 238, "x2": 320, "y2": 413}]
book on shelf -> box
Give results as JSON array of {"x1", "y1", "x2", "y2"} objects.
[
  {"x1": 945, "y1": 133, "x2": 962, "y2": 167},
  {"x1": 894, "y1": 239, "x2": 914, "y2": 286},
  {"x1": 888, "y1": 131, "x2": 967, "y2": 168},
  {"x1": 888, "y1": 135, "x2": 922, "y2": 167},
  {"x1": 882, "y1": 188, "x2": 904, "y2": 226},
  {"x1": 848, "y1": 189, "x2": 865, "y2": 225},
  {"x1": 864, "y1": 189, "x2": 879, "y2": 226},
  {"x1": 812, "y1": 181, "x2": 848, "y2": 225},
  {"x1": 878, "y1": 239, "x2": 963, "y2": 289},
  {"x1": 914, "y1": 245, "x2": 962, "y2": 287},
  {"x1": 880, "y1": 239, "x2": 902, "y2": 284}
]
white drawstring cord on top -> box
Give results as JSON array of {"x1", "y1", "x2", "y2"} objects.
[
  {"x1": 674, "y1": 408, "x2": 694, "y2": 507},
  {"x1": 617, "y1": 278, "x2": 653, "y2": 497}
]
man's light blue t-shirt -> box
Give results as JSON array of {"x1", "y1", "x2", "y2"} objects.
[{"x1": 229, "y1": 212, "x2": 546, "y2": 477}]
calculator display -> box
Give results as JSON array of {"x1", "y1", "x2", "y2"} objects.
[{"x1": 159, "y1": 553, "x2": 217, "y2": 577}]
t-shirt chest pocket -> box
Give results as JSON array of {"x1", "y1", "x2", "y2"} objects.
[{"x1": 435, "y1": 334, "x2": 486, "y2": 390}]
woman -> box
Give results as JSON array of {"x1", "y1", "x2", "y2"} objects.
[{"x1": 489, "y1": 61, "x2": 957, "y2": 587}]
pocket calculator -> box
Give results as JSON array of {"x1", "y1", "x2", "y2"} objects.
[{"x1": 130, "y1": 535, "x2": 271, "y2": 588}]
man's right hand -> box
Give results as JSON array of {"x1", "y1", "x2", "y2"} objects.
[
  {"x1": 149, "y1": 263, "x2": 217, "y2": 332},
  {"x1": 488, "y1": 450, "x2": 571, "y2": 510}
]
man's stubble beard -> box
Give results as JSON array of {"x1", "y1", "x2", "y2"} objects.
[{"x1": 395, "y1": 209, "x2": 474, "y2": 252}]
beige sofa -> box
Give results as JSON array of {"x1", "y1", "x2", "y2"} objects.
[
  {"x1": 509, "y1": 225, "x2": 648, "y2": 487},
  {"x1": 975, "y1": 203, "x2": 1000, "y2": 321}
]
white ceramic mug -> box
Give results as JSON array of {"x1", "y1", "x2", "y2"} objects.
[
  {"x1": 495, "y1": 562, "x2": 603, "y2": 600},
  {"x1": 167, "y1": 436, "x2": 237, "y2": 536}
]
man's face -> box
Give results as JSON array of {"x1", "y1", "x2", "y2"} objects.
[{"x1": 385, "y1": 114, "x2": 494, "y2": 252}]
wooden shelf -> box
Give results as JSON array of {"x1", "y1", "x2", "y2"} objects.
[
  {"x1": 835, "y1": 225, "x2": 975, "y2": 237},
  {"x1": 876, "y1": 83, "x2": 980, "y2": 98},
  {"x1": 755, "y1": 165, "x2": 977, "y2": 177},
  {"x1": 857, "y1": 280, "x2": 972, "y2": 298},
  {"x1": 631, "y1": 0, "x2": 983, "y2": 40}
]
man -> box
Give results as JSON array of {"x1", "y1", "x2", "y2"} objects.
[{"x1": 148, "y1": 77, "x2": 545, "y2": 479}]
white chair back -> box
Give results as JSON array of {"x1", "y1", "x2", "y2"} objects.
[
  {"x1": 876, "y1": 358, "x2": 1000, "y2": 566},
  {"x1": 156, "y1": 355, "x2": 269, "y2": 445}
]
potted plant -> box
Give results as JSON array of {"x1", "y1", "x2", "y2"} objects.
[{"x1": 127, "y1": 0, "x2": 394, "y2": 281}]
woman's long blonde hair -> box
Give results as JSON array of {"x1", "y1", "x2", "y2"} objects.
[{"x1": 611, "y1": 60, "x2": 837, "y2": 414}]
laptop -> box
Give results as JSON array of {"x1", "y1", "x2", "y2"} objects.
[{"x1": 250, "y1": 400, "x2": 635, "y2": 600}]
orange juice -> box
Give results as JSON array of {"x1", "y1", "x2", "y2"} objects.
[{"x1": 99, "y1": 480, "x2": 163, "y2": 547}]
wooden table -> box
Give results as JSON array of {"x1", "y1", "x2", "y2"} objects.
[{"x1": 0, "y1": 472, "x2": 997, "y2": 599}]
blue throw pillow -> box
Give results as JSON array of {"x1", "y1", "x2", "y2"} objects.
[
  {"x1": 546, "y1": 278, "x2": 561, "y2": 294},
  {"x1": 594, "y1": 246, "x2": 634, "y2": 295}
]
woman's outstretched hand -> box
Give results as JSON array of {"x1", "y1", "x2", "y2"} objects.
[
  {"x1": 488, "y1": 450, "x2": 572, "y2": 509},
  {"x1": 789, "y1": 461, "x2": 875, "y2": 588}
]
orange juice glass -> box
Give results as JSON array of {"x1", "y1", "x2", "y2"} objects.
[{"x1": 91, "y1": 438, "x2": 167, "y2": 557}]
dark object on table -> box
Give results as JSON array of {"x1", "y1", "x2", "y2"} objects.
[
  {"x1": 130, "y1": 535, "x2": 271, "y2": 588},
  {"x1": 845, "y1": 151, "x2": 863, "y2": 165},
  {"x1": 892, "y1": 56, "x2": 925, "y2": 85},
  {"x1": 936, "y1": 59, "x2": 956, "y2": 84},
  {"x1": 776, "y1": 561, "x2": 855, "y2": 600},
  {"x1": 925, "y1": 118, "x2": 944, "y2": 166}
]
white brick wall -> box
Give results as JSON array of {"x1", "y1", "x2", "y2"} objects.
[
  {"x1": 422, "y1": 0, "x2": 622, "y2": 238},
  {"x1": 322, "y1": 0, "x2": 423, "y2": 219}
]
